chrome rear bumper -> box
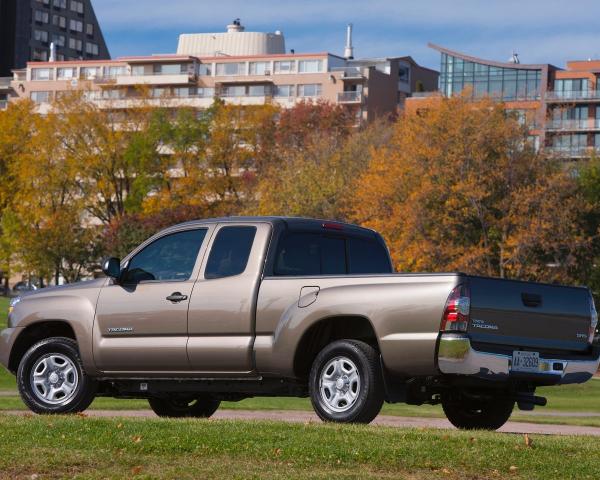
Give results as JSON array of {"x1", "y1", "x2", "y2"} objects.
[{"x1": 437, "y1": 333, "x2": 600, "y2": 385}]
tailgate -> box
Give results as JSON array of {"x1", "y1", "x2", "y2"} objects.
[{"x1": 468, "y1": 276, "x2": 592, "y2": 352}]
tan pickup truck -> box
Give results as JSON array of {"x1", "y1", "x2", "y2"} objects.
[{"x1": 1, "y1": 217, "x2": 599, "y2": 430}]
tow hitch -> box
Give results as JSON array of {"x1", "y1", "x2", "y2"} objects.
[{"x1": 515, "y1": 393, "x2": 547, "y2": 411}]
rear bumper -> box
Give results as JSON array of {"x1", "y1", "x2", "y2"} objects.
[{"x1": 437, "y1": 333, "x2": 600, "y2": 385}]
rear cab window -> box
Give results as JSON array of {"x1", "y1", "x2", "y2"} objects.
[{"x1": 273, "y1": 231, "x2": 392, "y2": 276}]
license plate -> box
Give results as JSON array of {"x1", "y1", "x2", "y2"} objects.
[{"x1": 511, "y1": 351, "x2": 540, "y2": 373}]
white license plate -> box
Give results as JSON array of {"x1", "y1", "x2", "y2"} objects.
[{"x1": 511, "y1": 351, "x2": 540, "y2": 373}]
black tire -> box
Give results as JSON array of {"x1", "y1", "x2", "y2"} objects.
[
  {"x1": 17, "y1": 337, "x2": 97, "y2": 415},
  {"x1": 148, "y1": 396, "x2": 221, "y2": 418},
  {"x1": 441, "y1": 390, "x2": 514, "y2": 430},
  {"x1": 309, "y1": 339, "x2": 384, "y2": 424}
]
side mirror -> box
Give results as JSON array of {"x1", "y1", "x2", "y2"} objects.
[{"x1": 102, "y1": 257, "x2": 122, "y2": 280}]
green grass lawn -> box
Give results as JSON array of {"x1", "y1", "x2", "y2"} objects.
[
  {"x1": 1, "y1": 415, "x2": 599, "y2": 480},
  {"x1": 1, "y1": 294, "x2": 599, "y2": 427}
]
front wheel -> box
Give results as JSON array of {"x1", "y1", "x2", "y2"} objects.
[
  {"x1": 17, "y1": 337, "x2": 97, "y2": 415},
  {"x1": 148, "y1": 396, "x2": 221, "y2": 418},
  {"x1": 441, "y1": 390, "x2": 514, "y2": 430},
  {"x1": 309, "y1": 340, "x2": 384, "y2": 424}
]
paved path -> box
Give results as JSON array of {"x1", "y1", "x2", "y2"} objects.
[{"x1": 5, "y1": 408, "x2": 600, "y2": 437}]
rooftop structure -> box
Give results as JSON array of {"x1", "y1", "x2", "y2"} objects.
[{"x1": 177, "y1": 19, "x2": 285, "y2": 57}]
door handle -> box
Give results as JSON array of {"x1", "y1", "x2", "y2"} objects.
[{"x1": 166, "y1": 292, "x2": 188, "y2": 303}]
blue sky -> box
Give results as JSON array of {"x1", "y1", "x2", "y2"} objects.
[{"x1": 94, "y1": 0, "x2": 600, "y2": 70}]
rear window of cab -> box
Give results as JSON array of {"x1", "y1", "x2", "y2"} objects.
[{"x1": 274, "y1": 232, "x2": 392, "y2": 276}]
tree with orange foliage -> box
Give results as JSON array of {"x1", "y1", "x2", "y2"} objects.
[{"x1": 350, "y1": 95, "x2": 592, "y2": 283}]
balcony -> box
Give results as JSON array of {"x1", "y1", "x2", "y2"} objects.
[
  {"x1": 545, "y1": 90, "x2": 600, "y2": 102},
  {"x1": 545, "y1": 119, "x2": 600, "y2": 132},
  {"x1": 331, "y1": 67, "x2": 366, "y2": 80},
  {"x1": 116, "y1": 72, "x2": 196, "y2": 86},
  {"x1": 337, "y1": 91, "x2": 363, "y2": 103},
  {"x1": 544, "y1": 146, "x2": 600, "y2": 158}
]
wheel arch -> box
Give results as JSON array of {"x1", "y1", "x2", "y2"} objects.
[
  {"x1": 292, "y1": 315, "x2": 380, "y2": 380},
  {"x1": 8, "y1": 320, "x2": 77, "y2": 373}
]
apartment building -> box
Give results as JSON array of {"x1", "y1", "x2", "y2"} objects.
[
  {"x1": 0, "y1": 0, "x2": 109, "y2": 76},
  {"x1": 407, "y1": 43, "x2": 600, "y2": 159},
  {"x1": 3, "y1": 22, "x2": 438, "y2": 121}
]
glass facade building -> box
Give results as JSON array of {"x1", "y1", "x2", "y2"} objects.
[{"x1": 439, "y1": 52, "x2": 541, "y2": 101}]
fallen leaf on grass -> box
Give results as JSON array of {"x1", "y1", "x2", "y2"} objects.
[
  {"x1": 131, "y1": 466, "x2": 143, "y2": 475},
  {"x1": 76, "y1": 412, "x2": 88, "y2": 418},
  {"x1": 524, "y1": 433, "x2": 533, "y2": 448},
  {"x1": 131, "y1": 435, "x2": 142, "y2": 444},
  {"x1": 116, "y1": 423, "x2": 123, "y2": 429},
  {"x1": 509, "y1": 465, "x2": 519, "y2": 473},
  {"x1": 273, "y1": 448, "x2": 282, "y2": 457}
]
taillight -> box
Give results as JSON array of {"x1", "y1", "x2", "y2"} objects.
[
  {"x1": 589, "y1": 294, "x2": 598, "y2": 344},
  {"x1": 441, "y1": 284, "x2": 470, "y2": 332}
]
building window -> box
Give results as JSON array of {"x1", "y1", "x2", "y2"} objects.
[
  {"x1": 553, "y1": 79, "x2": 590, "y2": 98},
  {"x1": 297, "y1": 84, "x2": 322, "y2": 97},
  {"x1": 216, "y1": 63, "x2": 246, "y2": 76},
  {"x1": 52, "y1": 14, "x2": 66, "y2": 28},
  {"x1": 106, "y1": 66, "x2": 126, "y2": 78},
  {"x1": 70, "y1": 0, "x2": 84, "y2": 14},
  {"x1": 32, "y1": 49, "x2": 49, "y2": 61},
  {"x1": 36, "y1": 0, "x2": 51, "y2": 4},
  {"x1": 298, "y1": 59, "x2": 323, "y2": 73},
  {"x1": 249, "y1": 61, "x2": 270, "y2": 75},
  {"x1": 274, "y1": 60, "x2": 295, "y2": 74},
  {"x1": 439, "y1": 52, "x2": 541, "y2": 101},
  {"x1": 34, "y1": 30, "x2": 49, "y2": 43},
  {"x1": 151, "y1": 88, "x2": 170, "y2": 98},
  {"x1": 51, "y1": 34, "x2": 65, "y2": 47},
  {"x1": 69, "y1": 19, "x2": 83, "y2": 32},
  {"x1": 398, "y1": 66, "x2": 410, "y2": 82},
  {"x1": 198, "y1": 87, "x2": 215, "y2": 98},
  {"x1": 198, "y1": 63, "x2": 211, "y2": 76},
  {"x1": 81, "y1": 66, "x2": 99, "y2": 79},
  {"x1": 31, "y1": 91, "x2": 51, "y2": 104},
  {"x1": 53, "y1": 0, "x2": 67, "y2": 7},
  {"x1": 34, "y1": 10, "x2": 49, "y2": 23},
  {"x1": 69, "y1": 38, "x2": 83, "y2": 51},
  {"x1": 221, "y1": 85, "x2": 246, "y2": 97},
  {"x1": 552, "y1": 133, "x2": 587, "y2": 150},
  {"x1": 248, "y1": 85, "x2": 268, "y2": 97},
  {"x1": 86, "y1": 23, "x2": 94, "y2": 36},
  {"x1": 57, "y1": 67, "x2": 76, "y2": 80},
  {"x1": 102, "y1": 89, "x2": 126, "y2": 99},
  {"x1": 274, "y1": 84, "x2": 293, "y2": 97},
  {"x1": 32, "y1": 68, "x2": 53, "y2": 81},
  {"x1": 173, "y1": 87, "x2": 195, "y2": 97},
  {"x1": 153, "y1": 64, "x2": 187, "y2": 75},
  {"x1": 85, "y1": 42, "x2": 99, "y2": 56},
  {"x1": 131, "y1": 65, "x2": 145, "y2": 76}
]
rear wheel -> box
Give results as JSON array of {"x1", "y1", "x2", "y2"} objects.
[
  {"x1": 441, "y1": 390, "x2": 514, "y2": 430},
  {"x1": 17, "y1": 337, "x2": 97, "y2": 415},
  {"x1": 309, "y1": 340, "x2": 384, "y2": 424},
  {"x1": 148, "y1": 396, "x2": 220, "y2": 418}
]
